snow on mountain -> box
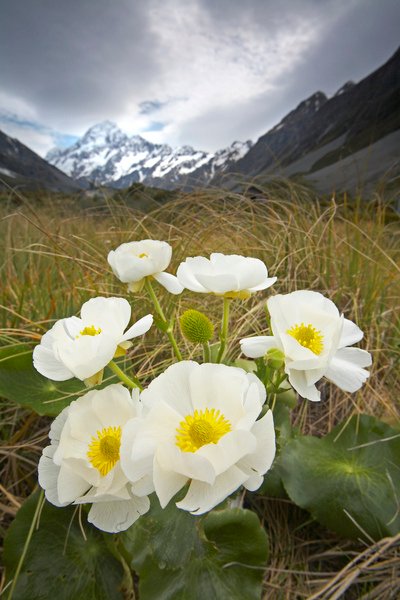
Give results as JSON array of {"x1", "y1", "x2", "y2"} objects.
[{"x1": 46, "y1": 121, "x2": 252, "y2": 189}]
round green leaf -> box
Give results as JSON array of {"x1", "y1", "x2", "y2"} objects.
[
  {"x1": 122, "y1": 496, "x2": 201, "y2": 570},
  {"x1": 0, "y1": 344, "x2": 84, "y2": 416},
  {"x1": 0, "y1": 345, "x2": 128, "y2": 416},
  {"x1": 123, "y1": 499, "x2": 269, "y2": 600},
  {"x1": 4, "y1": 491, "x2": 124, "y2": 600},
  {"x1": 280, "y1": 414, "x2": 400, "y2": 540}
]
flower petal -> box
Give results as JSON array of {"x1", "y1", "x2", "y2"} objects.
[
  {"x1": 87, "y1": 496, "x2": 150, "y2": 533},
  {"x1": 57, "y1": 463, "x2": 91, "y2": 504},
  {"x1": 288, "y1": 369, "x2": 321, "y2": 402},
  {"x1": 325, "y1": 347, "x2": 371, "y2": 392},
  {"x1": 120, "y1": 314, "x2": 153, "y2": 341},
  {"x1": 240, "y1": 336, "x2": 278, "y2": 358},
  {"x1": 339, "y1": 318, "x2": 364, "y2": 348},
  {"x1": 196, "y1": 430, "x2": 256, "y2": 476},
  {"x1": 56, "y1": 333, "x2": 117, "y2": 380},
  {"x1": 195, "y1": 272, "x2": 238, "y2": 294},
  {"x1": 156, "y1": 442, "x2": 216, "y2": 484},
  {"x1": 176, "y1": 260, "x2": 209, "y2": 292},
  {"x1": 153, "y1": 272, "x2": 184, "y2": 295},
  {"x1": 249, "y1": 277, "x2": 277, "y2": 291},
  {"x1": 140, "y1": 360, "x2": 198, "y2": 415},
  {"x1": 81, "y1": 297, "x2": 131, "y2": 336},
  {"x1": 33, "y1": 344, "x2": 74, "y2": 381},
  {"x1": 38, "y1": 446, "x2": 67, "y2": 507},
  {"x1": 239, "y1": 410, "x2": 276, "y2": 475},
  {"x1": 188, "y1": 363, "x2": 249, "y2": 425},
  {"x1": 153, "y1": 458, "x2": 188, "y2": 508},
  {"x1": 176, "y1": 465, "x2": 248, "y2": 515},
  {"x1": 131, "y1": 475, "x2": 155, "y2": 497}
]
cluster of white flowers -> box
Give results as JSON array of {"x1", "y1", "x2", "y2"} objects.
[{"x1": 35, "y1": 240, "x2": 371, "y2": 532}]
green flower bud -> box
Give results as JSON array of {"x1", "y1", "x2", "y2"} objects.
[
  {"x1": 265, "y1": 348, "x2": 285, "y2": 369},
  {"x1": 179, "y1": 309, "x2": 214, "y2": 344}
]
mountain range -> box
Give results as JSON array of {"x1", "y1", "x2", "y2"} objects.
[
  {"x1": 1, "y1": 46, "x2": 399, "y2": 196},
  {"x1": 46, "y1": 123, "x2": 252, "y2": 190}
]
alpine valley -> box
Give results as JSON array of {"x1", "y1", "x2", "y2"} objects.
[{"x1": 1, "y1": 46, "x2": 399, "y2": 195}]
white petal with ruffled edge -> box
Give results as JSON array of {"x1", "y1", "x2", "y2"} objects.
[
  {"x1": 38, "y1": 383, "x2": 150, "y2": 532},
  {"x1": 288, "y1": 369, "x2": 321, "y2": 402},
  {"x1": 38, "y1": 446, "x2": 67, "y2": 507},
  {"x1": 33, "y1": 344, "x2": 74, "y2": 381},
  {"x1": 176, "y1": 465, "x2": 249, "y2": 515},
  {"x1": 87, "y1": 496, "x2": 150, "y2": 533},
  {"x1": 325, "y1": 347, "x2": 371, "y2": 392}
]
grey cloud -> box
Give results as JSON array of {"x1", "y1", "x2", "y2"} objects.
[{"x1": 1, "y1": 0, "x2": 160, "y2": 128}]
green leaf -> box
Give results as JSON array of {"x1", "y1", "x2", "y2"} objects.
[
  {"x1": 233, "y1": 358, "x2": 257, "y2": 373},
  {"x1": 4, "y1": 491, "x2": 124, "y2": 600},
  {"x1": 0, "y1": 344, "x2": 84, "y2": 416},
  {"x1": 122, "y1": 497, "x2": 200, "y2": 571},
  {"x1": 280, "y1": 414, "x2": 400, "y2": 540},
  {"x1": 0, "y1": 345, "x2": 130, "y2": 416},
  {"x1": 122, "y1": 498, "x2": 269, "y2": 600}
]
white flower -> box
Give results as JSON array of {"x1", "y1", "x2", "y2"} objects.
[
  {"x1": 108, "y1": 240, "x2": 183, "y2": 294},
  {"x1": 120, "y1": 361, "x2": 275, "y2": 515},
  {"x1": 177, "y1": 253, "x2": 276, "y2": 298},
  {"x1": 38, "y1": 384, "x2": 150, "y2": 533},
  {"x1": 240, "y1": 290, "x2": 372, "y2": 402},
  {"x1": 33, "y1": 297, "x2": 152, "y2": 382}
]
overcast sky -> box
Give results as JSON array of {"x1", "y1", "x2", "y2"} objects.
[{"x1": 1, "y1": 0, "x2": 399, "y2": 156}]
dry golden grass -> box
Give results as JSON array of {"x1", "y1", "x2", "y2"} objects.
[{"x1": 0, "y1": 183, "x2": 399, "y2": 598}]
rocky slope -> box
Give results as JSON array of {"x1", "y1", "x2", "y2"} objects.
[
  {"x1": 218, "y1": 46, "x2": 400, "y2": 193},
  {"x1": 0, "y1": 130, "x2": 83, "y2": 192}
]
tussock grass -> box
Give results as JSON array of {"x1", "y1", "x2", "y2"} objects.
[{"x1": 0, "y1": 183, "x2": 399, "y2": 598}]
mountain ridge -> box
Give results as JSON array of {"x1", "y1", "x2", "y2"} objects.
[
  {"x1": 218, "y1": 46, "x2": 400, "y2": 191},
  {"x1": 0, "y1": 130, "x2": 83, "y2": 192},
  {"x1": 46, "y1": 122, "x2": 252, "y2": 189}
]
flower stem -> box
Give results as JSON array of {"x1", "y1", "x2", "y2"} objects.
[
  {"x1": 108, "y1": 360, "x2": 143, "y2": 391},
  {"x1": 7, "y1": 489, "x2": 44, "y2": 600},
  {"x1": 203, "y1": 341, "x2": 211, "y2": 363},
  {"x1": 144, "y1": 277, "x2": 182, "y2": 361},
  {"x1": 216, "y1": 297, "x2": 231, "y2": 363}
]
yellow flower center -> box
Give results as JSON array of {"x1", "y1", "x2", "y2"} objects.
[
  {"x1": 175, "y1": 408, "x2": 231, "y2": 453},
  {"x1": 287, "y1": 322, "x2": 324, "y2": 355},
  {"x1": 138, "y1": 252, "x2": 148, "y2": 258},
  {"x1": 78, "y1": 325, "x2": 102, "y2": 337},
  {"x1": 87, "y1": 426, "x2": 121, "y2": 476}
]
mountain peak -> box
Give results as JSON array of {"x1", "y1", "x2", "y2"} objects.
[
  {"x1": 81, "y1": 120, "x2": 126, "y2": 145},
  {"x1": 334, "y1": 81, "x2": 355, "y2": 96}
]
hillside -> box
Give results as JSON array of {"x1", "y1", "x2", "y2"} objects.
[
  {"x1": 0, "y1": 130, "x2": 83, "y2": 193},
  {"x1": 219, "y1": 47, "x2": 400, "y2": 193}
]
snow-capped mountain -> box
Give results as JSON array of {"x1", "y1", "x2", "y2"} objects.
[{"x1": 46, "y1": 121, "x2": 252, "y2": 190}]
